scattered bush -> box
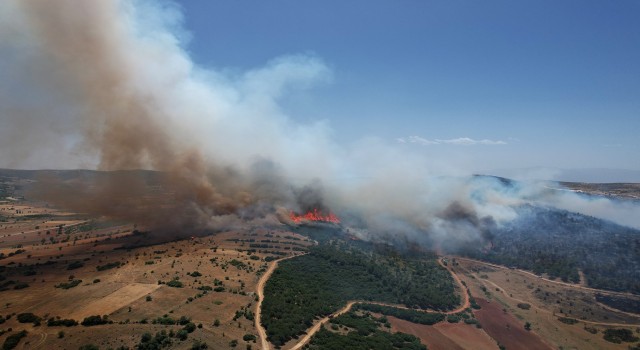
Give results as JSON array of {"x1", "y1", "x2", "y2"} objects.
[
  {"x1": 558, "y1": 317, "x2": 579, "y2": 325},
  {"x1": 13, "y1": 282, "x2": 29, "y2": 290},
  {"x1": 191, "y1": 340, "x2": 208, "y2": 349},
  {"x1": 47, "y1": 318, "x2": 78, "y2": 327},
  {"x1": 136, "y1": 330, "x2": 172, "y2": 348},
  {"x1": 2, "y1": 330, "x2": 27, "y2": 350},
  {"x1": 176, "y1": 329, "x2": 188, "y2": 341},
  {"x1": 55, "y1": 279, "x2": 82, "y2": 289},
  {"x1": 78, "y1": 345, "x2": 99, "y2": 350},
  {"x1": 166, "y1": 280, "x2": 183, "y2": 288},
  {"x1": 67, "y1": 261, "x2": 84, "y2": 270},
  {"x1": 96, "y1": 262, "x2": 121, "y2": 271},
  {"x1": 603, "y1": 328, "x2": 639, "y2": 343},
  {"x1": 81, "y1": 315, "x2": 110, "y2": 326},
  {"x1": 446, "y1": 314, "x2": 461, "y2": 323},
  {"x1": 183, "y1": 322, "x2": 196, "y2": 333},
  {"x1": 17, "y1": 313, "x2": 40, "y2": 324},
  {"x1": 584, "y1": 326, "x2": 598, "y2": 334}
]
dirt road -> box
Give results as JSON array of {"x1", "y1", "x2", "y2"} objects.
[
  {"x1": 454, "y1": 257, "x2": 638, "y2": 298},
  {"x1": 456, "y1": 259, "x2": 640, "y2": 328},
  {"x1": 289, "y1": 301, "x2": 356, "y2": 350},
  {"x1": 439, "y1": 258, "x2": 470, "y2": 313},
  {"x1": 255, "y1": 253, "x2": 305, "y2": 350},
  {"x1": 284, "y1": 257, "x2": 472, "y2": 350}
]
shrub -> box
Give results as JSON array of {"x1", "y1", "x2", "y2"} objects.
[
  {"x1": 167, "y1": 280, "x2": 183, "y2": 288},
  {"x1": 584, "y1": 326, "x2": 598, "y2": 334},
  {"x1": 191, "y1": 340, "x2": 208, "y2": 349},
  {"x1": 67, "y1": 261, "x2": 84, "y2": 270},
  {"x1": 78, "y1": 345, "x2": 99, "y2": 350},
  {"x1": 17, "y1": 313, "x2": 40, "y2": 324},
  {"x1": 154, "y1": 316, "x2": 176, "y2": 325},
  {"x1": 176, "y1": 329, "x2": 188, "y2": 341},
  {"x1": 558, "y1": 317, "x2": 579, "y2": 325},
  {"x1": 136, "y1": 330, "x2": 172, "y2": 348},
  {"x1": 178, "y1": 316, "x2": 190, "y2": 325},
  {"x1": 446, "y1": 314, "x2": 461, "y2": 323},
  {"x1": 47, "y1": 318, "x2": 78, "y2": 327},
  {"x1": 13, "y1": 282, "x2": 29, "y2": 290},
  {"x1": 603, "y1": 328, "x2": 639, "y2": 343},
  {"x1": 183, "y1": 322, "x2": 196, "y2": 333},
  {"x1": 96, "y1": 262, "x2": 121, "y2": 271},
  {"x1": 2, "y1": 330, "x2": 27, "y2": 350},
  {"x1": 81, "y1": 315, "x2": 109, "y2": 326},
  {"x1": 55, "y1": 280, "x2": 82, "y2": 289}
]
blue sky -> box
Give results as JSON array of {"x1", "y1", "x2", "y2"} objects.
[{"x1": 179, "y1": 1, "x2": 639, "y2": 173}]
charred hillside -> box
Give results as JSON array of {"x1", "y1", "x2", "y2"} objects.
[{"x1": 461, "y1": 205, "x2": 640, "y2": 294}]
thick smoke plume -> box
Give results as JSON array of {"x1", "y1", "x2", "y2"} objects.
[{"x1": 1, "y1": 1, "x2": 638, "y2": 246}]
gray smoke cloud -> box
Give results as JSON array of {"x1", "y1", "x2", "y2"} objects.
[{"x1": 0, "y1": 1, "x2": 638, "y2": 245}]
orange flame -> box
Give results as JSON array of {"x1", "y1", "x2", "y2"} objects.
[{"x1": 289, "y1": 209, "x2": 340, "y2": 224}]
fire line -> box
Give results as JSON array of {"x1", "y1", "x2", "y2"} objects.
[{"x1": 289, "y1": 209, "x2": 340, "y2": 224}]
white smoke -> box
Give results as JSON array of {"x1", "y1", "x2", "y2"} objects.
[{"x1": 0, "y1": 0, "x2": 638, "y2": 246}]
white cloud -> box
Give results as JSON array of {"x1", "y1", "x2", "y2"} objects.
[{"x1": 398, "y1": 136, "x2": 507, "y2": 146}]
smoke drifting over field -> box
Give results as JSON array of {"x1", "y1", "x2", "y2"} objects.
[{"x1": 1, "y1": 1, "x2": 638, "y2": 246}]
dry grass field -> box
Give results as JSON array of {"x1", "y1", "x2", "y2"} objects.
[
  {"x1": 0, "y1": 195, "x2": 312, "y2": 349},
  {"x1": 452, "y1": 258, "x2": 640, "y2": 350}
]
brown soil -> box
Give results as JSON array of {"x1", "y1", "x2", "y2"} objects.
[
  {"x1": 474, "y1": 298, "x2": 553, "y2": 350},
  {"x1": 387, "y1": 316, "x2": 498, "y2": 350},
  {"x1": 0, "y1": 198, "x2": 312, "y2": 349}
]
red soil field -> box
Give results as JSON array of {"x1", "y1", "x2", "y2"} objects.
[
  {"x1": 473, "y1": 298, "x2": 553, "y2": 350},
  {"x1": 387, "y1": 316, "x2": 498, "y2": 350}
]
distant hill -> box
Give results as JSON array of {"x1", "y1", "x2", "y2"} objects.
[
  {"x1": 488, "y1": 167, "x2": 640, "y2": 183},
  {"x1": 461, "y1": 205, "x2": 640, "y2": 294}
]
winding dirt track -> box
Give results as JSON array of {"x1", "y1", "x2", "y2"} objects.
[
  {"x1": 454, "y1": 257, "x2": 638, "y2": 298},
  {"x1": 255, "y1": 254, "x2": 305, "y2": 350},
  {"x1": 439, "y1": 258, "x2": 470, "y2": 313},
  {"x1": 276, "y1": 257, "x2": 472, "y2": 350},
  {"x1": 289, "y1": 301, "x2": 357, "y2": 350},
  {"x1": 460, "y1": 263, "x2": 640, "y2": 328}
]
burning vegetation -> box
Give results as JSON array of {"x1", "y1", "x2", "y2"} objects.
[{"x1": 289, "y1": 209, "x2": 340, "y2": 224}]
